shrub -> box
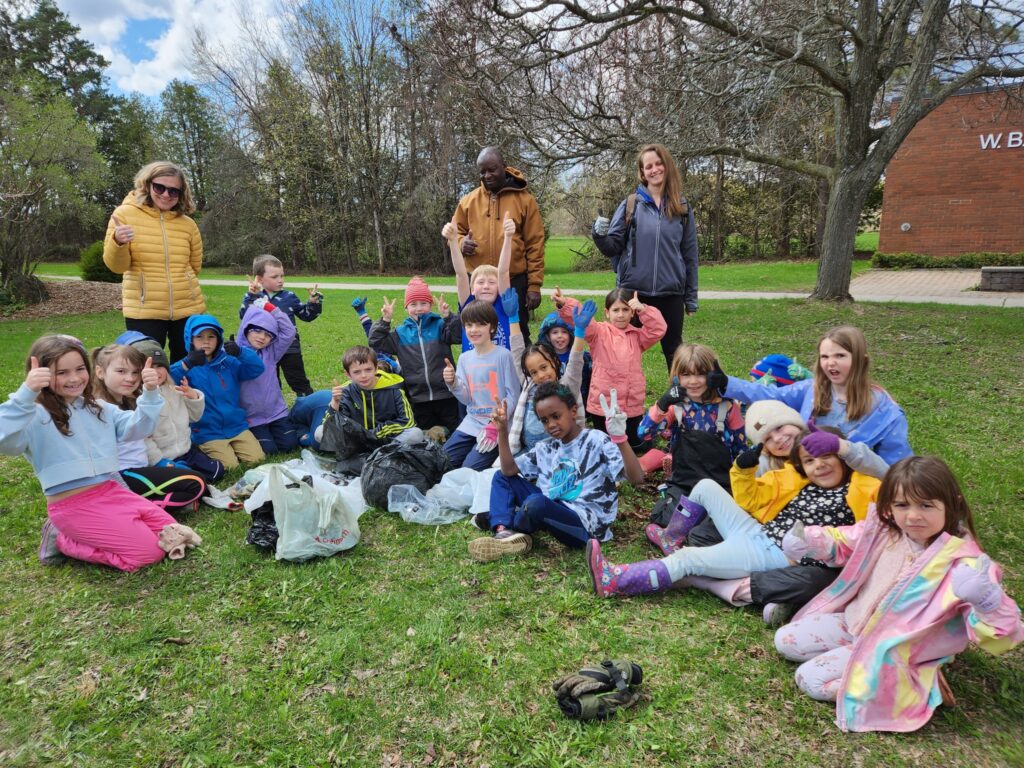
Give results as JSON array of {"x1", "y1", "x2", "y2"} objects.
[
  {"x1": 571, "y1": 240, "x2": 610, "y2": 271},
  {"x1": 79, "y1": 241, "x2": 120, "y2": 282},
  {"x1": 871, "y1": 252, "x2": 1024, "y2": 269}
]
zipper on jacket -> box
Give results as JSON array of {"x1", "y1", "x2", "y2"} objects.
[
  {"x1": 652, "y1": 206, "x2": 662, "y2": 295},
  {"x1": 139, "y1": 272, "x2": 146, "y2": 306},
  {"x1": 160, "y1": 213, "x2": 174, "y2": 320},
  {"x1": 416, "y1": 319, "x2": 434, "y2": 401}
]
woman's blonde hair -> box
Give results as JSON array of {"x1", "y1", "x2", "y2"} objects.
[
  {"x1": 132, "y1": 161, "x2": 196, "y2": 214},
  {"x1": 668, "y1": 344, "x2": 721, "y2": 404},
  {"x1": 92, "y1": 343, "x2": 146, "y2": 410},
  {"x1": 812, "y1": 326, "x2": 874, "y2": 421},
  {"x1": 636, "y1": 144, "x2": 686, "y2": 221}
]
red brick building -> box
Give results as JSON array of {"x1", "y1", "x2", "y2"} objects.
[{"x1": 879, "y1": 86, "x2": 1024, "y2": 256}]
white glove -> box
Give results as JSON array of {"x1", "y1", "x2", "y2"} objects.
[
  {"x1": 594, "y1": 216, "x2": 610, "y2": 237},
  {"x1": 599, "y1": 389, "x2": 628, "y2": 444},
  {"x1": 476, "y1": 421, "x2": 498, "y2": 453},
  {"x1": 253, "y1": 296, "x2": 270, "y2": 311}
]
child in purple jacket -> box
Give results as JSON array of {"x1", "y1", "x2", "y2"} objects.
[{"x1": 238, "y1": 298, "x2": 298, "y2": 454}]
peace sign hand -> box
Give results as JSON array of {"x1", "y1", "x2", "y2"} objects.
[
  {"x1": 175, "y1": 376, "x2": 200, "y2": 400},
  {"x1": 599, "y1": 389, "x2": 628, "y2": 443},
  {"x1": 381, "y1": 297, "x2": 396, "y2": 322},
  {"x1": 435, "y1": 294, "x2": 450, "y2": 318},
  {"x1": 247, "y1": 274, "x2": 262, "y2": 295},
  {"x1": 308, "y1": 284, "x2": 323, "y2": 304},
  {"x1": 111, "y1": 214, "x2": 135, "y2": 246}
]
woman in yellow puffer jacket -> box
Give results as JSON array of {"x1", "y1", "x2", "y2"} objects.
[{"x1": 103, "y1": 161, "x2": 207, "y2": 362}]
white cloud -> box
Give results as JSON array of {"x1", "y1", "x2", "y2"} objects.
[{"x1": 56, "y1": 0, "x2": 280, "y2": 96}]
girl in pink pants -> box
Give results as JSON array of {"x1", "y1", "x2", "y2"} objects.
[{"x1": 0, "y1": 335, "x2": 199, "y2": 572}]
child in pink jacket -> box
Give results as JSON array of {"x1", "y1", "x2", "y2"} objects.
[
  {"x1": 775, "y1": 456, "x2": 1023, "y2": 732},
  {"x1": 557, "y1": 287, "x2": 665, "y2": 450}
]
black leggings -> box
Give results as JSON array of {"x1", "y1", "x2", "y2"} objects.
[
  {"x1": 634, "y1": 293, "x2": 686, "y2": 372},
  {"x1": 124, "y1": 318, "x2": 191, "y2": 364},
  {"x1": 121, "y1": 466, "x2": 206, "y2": 517}
]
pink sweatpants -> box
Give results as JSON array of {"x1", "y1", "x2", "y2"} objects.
[
  {"x1": 774, "y1": 612, "x2": 855, "y2": 701},
  {"x1": 47, "y1": 481, "x2": 176, "y2": 572}
]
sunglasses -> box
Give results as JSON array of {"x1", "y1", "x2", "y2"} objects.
[{"x1": 151, "y1": 181, "x2": 182, "y2": 198}]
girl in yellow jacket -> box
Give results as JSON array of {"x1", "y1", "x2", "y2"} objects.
[
  {"x1": 588, "y1": 426, "x2": 889, "y2": 602},
  {"x1": 104, "y1": 161, "x2": 206, "y2": 362}
]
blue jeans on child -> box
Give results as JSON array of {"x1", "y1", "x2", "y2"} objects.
[
  {"x1": 250, "y1": 418, "x2": 300, "y2": 455},
  {"x1": 662, "y1": 478, "x2": 790, "y2": 582},
  {"x1": 444, "y1": 429, "x2": 498, "y2": 471},
  {"x1": 489, "y1": 474, "x2": 601, "y2": 548}
]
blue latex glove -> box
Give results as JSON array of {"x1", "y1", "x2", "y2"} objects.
[
  {"x1": 351, "y1": 296, "x2": 368, "y2": 314},
  {"x1": 636, "y1": 413, "x2": 666, "y2": 442},
  {"x1": 500, "y1": 287, "x2": 520, "y2": 323},
  {"x1": 572, "y1": 300, "x2": 597, "y2": 338}
]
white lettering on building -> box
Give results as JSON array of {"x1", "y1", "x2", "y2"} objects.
[{"x1": 979, "y1": 132, "x2": 1023, "y2": 149}]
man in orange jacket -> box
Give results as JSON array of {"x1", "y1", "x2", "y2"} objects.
[{"x1": 453, "y1": 147, "x2": 545, "y2": 343}]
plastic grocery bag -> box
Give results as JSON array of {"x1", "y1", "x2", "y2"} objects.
[
  {"x1": 387, "y1": 467, "x2": 497, "y2": 525},
  {"x1": 269, "y1": 464, "x2": 365, "y2": 562}
]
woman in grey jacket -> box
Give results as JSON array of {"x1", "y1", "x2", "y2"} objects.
[{"x1": 593, "y1": 144, "x2": 699, "y2": 370}]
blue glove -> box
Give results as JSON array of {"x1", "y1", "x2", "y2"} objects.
[
  {"x1": 351, "y1": 297, "x2": 368, "y2": 314},
  {"x1": 572, "y1": 300, "x2": 597, "y2": 338},
  {"x1": 500, "y1": 287, "x2": 520, "y2": 323},
  {"x1": 636, "y1": 413, "x2": 666, "y2": 442}
]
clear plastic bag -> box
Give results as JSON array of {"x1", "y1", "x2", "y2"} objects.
[{"x1": 386, "y1": 467, "x2": 497, "y2": 524}]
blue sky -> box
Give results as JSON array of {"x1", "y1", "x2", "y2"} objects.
[{"x1": 54, "y1": 0, "x2": 281, "y2": 96}]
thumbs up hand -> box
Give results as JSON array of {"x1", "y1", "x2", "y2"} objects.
[
  {"x1": 442, "y1": 357, "x2": 456, "y2": 386},
  {"x1": 782, "y1": 521, "x2": 808, "y2": 562},
  {"x1": 627, "y1": 290, "x2": 644, "y2": 313},
  {"x1": 25, "y1": 355, "x2": 52, "y2": 392},
  {"x1": 141, "y1": 356, "x2": 159, "y2": 390},
  {"x1": 441, "y1": 221, "x2": 458, "y2": 242},
  {"x1": 330, "y1": 377, "x2": 344, "y2": 411},
  {"x1": 111, "y1": 213, "x2": 134, "y2": 246},
  {"x1": 552, "y1": 286, "x2": 566, "y2": 309},
  {"x1": 502, "y1": 213, "x2": 515, "y2": 238},
  {"x1": 952, "y1": 554, "x2": 1004, "y2": 613},
  {"x1": 461, "y1": 228, "x2": 478, "y2": 258}
]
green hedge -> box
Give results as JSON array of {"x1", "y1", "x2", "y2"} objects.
[
  {"x1": 78, "y1": 241, "x2": 121, "y2": 282},
  {"x1": 871, "y1": 251, "x2": 1024, "y2": 269}
]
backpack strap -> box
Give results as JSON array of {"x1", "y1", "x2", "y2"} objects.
[{"x1": 715, "y1": 399, "x2": 733, "y2": 434}]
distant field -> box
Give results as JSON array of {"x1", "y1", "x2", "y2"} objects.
[{"x1": 37, "y1": 239, "x2": 872, "y2": 294}]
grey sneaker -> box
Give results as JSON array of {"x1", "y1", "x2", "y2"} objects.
[
  {"x1": 762, "y1": 602, "x2": 796, "y2": 629},
  {"x1": 468, "y1": 531, "x2": 533, "y2": 563},
  {"x1": 39, "y1": 520, "x2": 67, "y2": 566}
]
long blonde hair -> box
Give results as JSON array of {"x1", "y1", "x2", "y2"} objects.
[
  {"x1": 812, "y1": 326, "x2": 875, "y2": 422},
  {"x1": 132, "y1": 161, "x2": 196, "y2": 214},
  {"x1": 636, "y1": 143, "x2": 686, "y2": 221}
]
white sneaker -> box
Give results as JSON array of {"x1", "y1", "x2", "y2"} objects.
[{"x1": 468, "y1": 531, "x2": 532, "y2": 563}]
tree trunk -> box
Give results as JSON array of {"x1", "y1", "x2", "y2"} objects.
[
  {"x1": 811, "y1": 169, "x2": 875, "y2": 300},
  {"x1": 713, "y1": 156, "x2": 724, "y2": 262},
  {"x1": 372, "y1": 205, "x2": 386, "y2": 274}
]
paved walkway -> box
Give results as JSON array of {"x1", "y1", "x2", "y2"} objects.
[{"x1": 42, "y1": 269, "x2": 1024, "y2": 307}]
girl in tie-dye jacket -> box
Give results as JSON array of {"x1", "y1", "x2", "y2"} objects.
[{"x1": 774, "y1": 456, "x2": 1022, "y2": 732}]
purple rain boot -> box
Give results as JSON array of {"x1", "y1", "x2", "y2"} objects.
[
  {"x1": 587, "y1": 539, "x2": 673, "y2": 598},
  {"x1": 645, "y1": 494, "x2": 708, "y2": 555}
]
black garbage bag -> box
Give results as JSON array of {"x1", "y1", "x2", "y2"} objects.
[
  {"x1": 360, "y1": 440, "x2": 452, "y2": 510},
  {"x1": 246, "y1": 500, "x2": 279, "y2": 551}
]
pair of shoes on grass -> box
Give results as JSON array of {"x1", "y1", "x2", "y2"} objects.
[{"x1": 468, "y1": 526, "x2": 532, "y2": 562}]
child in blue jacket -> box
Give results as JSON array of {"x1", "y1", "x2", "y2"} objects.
[{"x1": 170, "y1": 314, "x2": 265, "y2": 468}]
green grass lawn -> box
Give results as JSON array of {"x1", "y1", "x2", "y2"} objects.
[
  {"x1": 36, "y1": 243, "x2": 873, "y2": 295},
  {"x1": 1, "y1": 284, "x2": 1022, "y2": 766}
]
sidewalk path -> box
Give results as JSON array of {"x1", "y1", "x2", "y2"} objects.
[{"x1": 41, "y1": 269, "x2": 1024, "y2": 307}]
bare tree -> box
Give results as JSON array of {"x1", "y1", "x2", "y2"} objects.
[{"x1": 427, "y1": 0, "x2": 1024, "y2": 299}]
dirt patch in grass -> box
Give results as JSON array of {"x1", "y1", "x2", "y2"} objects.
[{"x1": 1, "y1": 280, "x2": 122, "y2": 321}]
